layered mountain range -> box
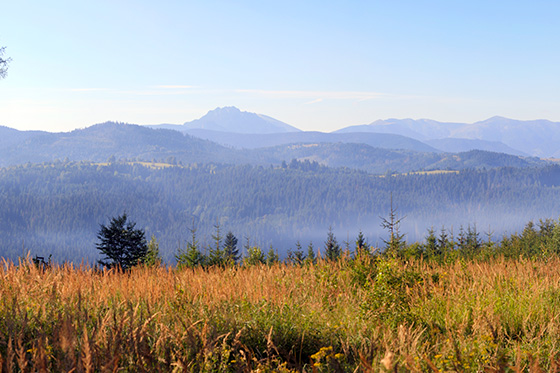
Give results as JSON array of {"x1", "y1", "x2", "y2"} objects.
[
  {"x1": 150, "y1": 107, "x2": 560, "y2": 158},
  {"x1": 1, "y1": 107, "x2": 560, "y2": 261},
  {"x1": 0, "y1": 107, "x2": 556, "y2": 173},
  {"x1": 335, "y1": 116, "x2": 560, "y2": 158}
]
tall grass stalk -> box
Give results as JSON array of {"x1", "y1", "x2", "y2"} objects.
[{"x1": 2, "y1": 256, "x2": 560, "y2": 371}]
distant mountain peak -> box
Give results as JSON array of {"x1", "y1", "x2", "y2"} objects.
[
  {"x1": 207, "y1": 106, "x2": 241, "y2": 115},
  {"x1": 474, "y1": 116, "x2": 512, "y2": 125},
  {"x1": 183, "y1": 107, "x2": 301, "y2": 134}
]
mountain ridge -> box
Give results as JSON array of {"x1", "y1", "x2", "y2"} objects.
[
  {"x1": 150, "y1": 106, "x2": 301, "y2": 134},
  {"x1": 0, "y1": 121, "x2": 545, "y2": 174},
  {"x1": 336, "y1": 116, "x2": 560, "y2": 157}
]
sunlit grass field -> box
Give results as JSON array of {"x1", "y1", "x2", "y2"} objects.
[{"x1": 2, "y1": 255, "x2": 560, "y2": 371}]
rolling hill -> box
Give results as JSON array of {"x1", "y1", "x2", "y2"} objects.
[
  {"x1": 182, "y1": 128, "x2": 440, "y2": 152},
  {"x1": 0, "y1": 122, "x2": 544, "y2": 173},
  {"x1": 0, "y1": 122, "x2": 252, "y2": 166}
]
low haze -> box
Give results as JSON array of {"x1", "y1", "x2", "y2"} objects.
[{"x1": 1, "y1": 1, "x2": 560, "y2": 132}]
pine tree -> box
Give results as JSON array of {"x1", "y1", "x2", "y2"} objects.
[
  {"x1": 207, "y1": 222, "x2": 225, "y2": 266},
  {"x1": 223, "y1": 231, "x2": 239, "y2": 265},
  {"x1": 266, "y1": 246, "x2": 279, "y2": 266},
  {"x1": 437, "y1": 226, "x2": 450, "y2": 253},
  {"x1": 457, "y1": 226, "x2": 466, "y2": 252},
  {"x1": 485, "y1": 226, "x2": 495, "y2": 252},
  {"x1": 293, "y1": 241, "x2": 306, "y2": 265},
  {"x1": 176, "y1": 224, "x2": 205, "y2": 268},
  {"x1": 306, "y1": 242, "x2": 316, "y2": 265},
  {"x1": 424, "y1": 227, "x2": 438, "y2": 259},
  {"x1": 285, "y1": 248, "x2": 295, "y2": 265},
  {"x1": 325, "y1": 226, "x2": 341, "y2": 261},
  {"x1": 96, "y1": 213, "x2": 148, "y2": 270},
  {"x1": 380, "y1": 195, "x2": 406, "y2": 255},
  {"x1": 144, "y1": 235, "x2": 162, "y2": 266},
  {"x1": 466, "y1": 224, "x2": 482, "y2": 254},
  {"x1": 355, "y1": 230, "x2": 369, "y2": 257}
]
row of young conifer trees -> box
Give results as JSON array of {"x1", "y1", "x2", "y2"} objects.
[
  {"x1": 174, "y1": 225, "x2": 357, "y2": 268},
  {"x1": 93, "y1": 210, "x2": 560, "y2": 271}
]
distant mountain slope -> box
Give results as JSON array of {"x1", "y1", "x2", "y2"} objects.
[
  {"x1": 0, "y1": 122, "x2": 250, "y2": 166},
  {"x1": 426, "y1": 138, "x2": 528, "y2": 157},
  {"x1": 250, "y1": 143, "x2": 543, "y2": 174},
  {"x1": 450, "y1": 117, "x2": 560, "y2": 158},
  {"x1": 0, "y1": 122, "x2": 546, "y2": 173},
  {"x1": 183, "y1": 129, "x2": 440, "y2": 153},
  {"x1": 0, "y1": 126, "x2": 48, "y2": 148},
  {"x1": 151, "y1": 106, "x2": 301, "y2": 134},
  {"x1": 334, "y1": 116, "x2": 560, "y2": 157},
  {"x1": 334, "y1": 118, "x2": 464, "y2": 140}
]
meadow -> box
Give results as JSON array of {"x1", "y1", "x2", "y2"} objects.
[{"x1": 2, "y1": 252, "x2": 560, "y2": 372}]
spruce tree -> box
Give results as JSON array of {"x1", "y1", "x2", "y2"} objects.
[
  {"x1": 96, "y1": 213, "x2": 148, "y2": 270},
  {"x1": 144, "y1": 235, "x2": 162, "y2": 266},
  {"x1": 325, "y1": 226, "x2": 341, "y2": 261},
  {"x1": 380, "y1": 195, "x2": 405, "y2": 255},
  {"x1": 223, "y1": 231, "x2": 239, "y2": 265},
  {"x1": 466, "y1": 224, "x2": 482, "y2": 254},
  {"x1": 208, "y1": 222, "x2": 225, "y2": 266},
  {"x1": 355, "y1": 230, "x2": 369, "y2": 257},
  {"x1": 424, "y1": 227, "x2": 438, "y2": 259},
  {"x1": 266, "y1": 246, "x2": 279, "y2": 266},
  {"x1": 306, "y1": 242, "x2": 316, "y2": 265},
  {"x1": 293, "y1": 241, "x2": 306, "y2": 265},
  {"x1": 437, "y1": 227, "x2": 449, "y2": 253},
  {"x1": 176, "y1": 224, "x2": 205, "y2": 268}
]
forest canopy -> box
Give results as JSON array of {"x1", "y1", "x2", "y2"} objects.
[{"x1": 1, "y1": 160, "x2": 560, "y2": 263}]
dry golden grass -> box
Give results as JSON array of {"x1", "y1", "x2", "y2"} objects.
[{"x1": 2, "y1": 256, "x2": 560, "y2": 371}]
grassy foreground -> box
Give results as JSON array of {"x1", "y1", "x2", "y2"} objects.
[{"x1": 2, "y1": 256, "x2": 560, "y2": 372}]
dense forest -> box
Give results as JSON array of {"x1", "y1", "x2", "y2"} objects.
[{"x1": 1, "y1": 159, "x2": 560, "y2": 263}]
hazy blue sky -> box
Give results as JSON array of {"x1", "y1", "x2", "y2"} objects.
[{"x1": 1, "y1": 1, "x2": 559, "y2": 132}]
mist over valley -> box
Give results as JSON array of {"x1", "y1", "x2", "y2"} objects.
[{"x1": 1, "y1": 107, "x2": 559, "y2": 263}]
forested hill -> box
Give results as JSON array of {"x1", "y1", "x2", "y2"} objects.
[
  {"x1": 0, "y1": 122, "x2": 254, "y2": 166},
  {"x1": 249, "y1": 144, "x2": 543, "y2": 174},
  {"x1": 2, "y1": 160, "x2": 560, "y2": 263},
  {"x1": 0, "y1": 122, "x2": 545, "y2": 173}
]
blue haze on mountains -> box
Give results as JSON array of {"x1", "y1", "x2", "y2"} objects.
[{"x1": 1, "y1": 107, "x2": 560, "y2": 263}]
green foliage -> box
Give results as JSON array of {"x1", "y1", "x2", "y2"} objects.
[
  {"x1": 96, "y1": 213, "x2": 148, "y2": 270},
  {"x1": 208, "y1": 223, "x2": 225, "y2": 267},
  {"x1": 265, "y1": 246, "x2": 279, "y2": 266},
  {"x1": 176, "y1": 224, "x2": 206, "y2": 268},
  {"x1": 355, "y1": 230, "x2": 369, "y2": 257},
  {"x1": 324, "y1": 227, "x2": 341, "y2": 261},
  {"x1": 380, "y1": 196, "x2": 406, "y2": 256},
  {"x1": 245, "y1": 246, "x2": 266, "y2": 266},
  {"x1": 424, "y1": 227, "x2": 439, "y2": 258},
  {"x1": 7, "y1": 248, "x2": 560, "y2": 371},
  {"x1": 306, "y1": 242, "x2": 316, "y2": 265},
  {"x1": 223, "y1": 231, "x2": 239, "y2": 265},
  {"x1": 4, "y1": 162, "x2": 560, "y2": 262},
  {"x1": 348, "y1": 251, "x2": 378, "y2": 288},
  {"x1": 360, "y1": 259, "x2": 422, "y2": 327},
  {"x1": 289, "y1": 241, "x2": 306, "y2": 265},
  {"x1": 144, "y1": 235, "x2": 162, "y2": 266}
]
